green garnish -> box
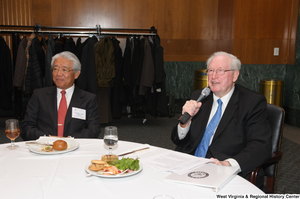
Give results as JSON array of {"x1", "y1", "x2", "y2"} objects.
[{"x1": 109, "y1": 157, "x2": 140, "y2": 171}]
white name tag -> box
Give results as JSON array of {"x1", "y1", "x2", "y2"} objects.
[{"x1": 72, "y1": 107, "x2": 86, "y2": 120}]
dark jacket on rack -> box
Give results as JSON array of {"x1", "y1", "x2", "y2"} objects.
[
  {"x1": 45, "y1": 35, "x2": 55, "y2": 87},
  {"x1": 94, "y1": 37, "x2": 115, "y2": 124},
  {"x1": 111, "y1": 37, "x2": 124, "y2": 118},
  {"x1": 24, "y1": 36, "x2": 45, "y2": 95},
  {"x1": 75, "y1": 37, "x2": 83, "y2": 60},
  {"x1": 122, "y1": 37, "x2": 134, "y2": 106},
  {"x1": 14, "y1": 36, "x2": 28, "y2": 89},
  {"x1": 0, "y1": 36, "x2": 13, "y2": 110},
  {"x1": 54, "y1": 36, "x2": 67, "y2": 55},
  {"x1": 64, "y1": 37, "x2": 76, "y2": 54},
  {"x1": 152, "y1": 35, "x2": 168, "y2": 115},
  {"x1": 95, "y1": 37, "x2": 115, "y2": 88},
  {"x1": 139, "y1": 38, "x2": 154, "y2": 96},
  {"x1": 133, "y1": 37, "x2": 145, "y2": 104},
  {"x1": 76, "y1": 36, "x2": 98, "y2": 95}
]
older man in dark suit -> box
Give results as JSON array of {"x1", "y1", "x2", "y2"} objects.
[
  {"x1": 171, "y1": 51, "x2": 272, "y2": 191},
  {"x1": 21, "y1": 51, "x2": 100, "y2": 141}
]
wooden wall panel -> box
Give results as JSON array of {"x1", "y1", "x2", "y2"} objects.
[
  {"x1": 1, "y1": 0, "x2": 33, "y2": 26},
  {"x1": 234, "y1": 0, "x2": 299, "y2": 64},
  {"x1": 155, "y1": 0, "x2": 220, "y2": 61},
  {"x1": 45, "y1": 0, "x2": 154, "y2": 28},
  {"x1": 1, "y1": 0, "x2": 299, "y2": 64},
  {"x1": 0, "y1": 0, "x2": 33, "y2": 58}
]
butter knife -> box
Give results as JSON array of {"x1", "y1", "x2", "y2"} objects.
[
  {"x1": 118, "y1": 147, "x2": 150, "y2": 157},
  {"x1": 25, "y1": 142, "x2": 53, "y2": 146}
]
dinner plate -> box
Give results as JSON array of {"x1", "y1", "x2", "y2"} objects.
[
  {"x1": 28, "y1": 137, "x2": 79, "y2": 155},
  {"x1": 85, "y1": 163, "x2": 143, "y2": 178}
]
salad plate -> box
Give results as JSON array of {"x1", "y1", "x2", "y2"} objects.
[
  {"x1": 85, "y1": 163, "x2": 143, "y2": 178},
  {"x1": 27, "y1": 137, "x2": 79, "y2": 155}
]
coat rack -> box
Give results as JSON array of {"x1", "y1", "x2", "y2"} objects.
[{"x1": 0, "y1": 23, "x2": 157, "y2": 37}]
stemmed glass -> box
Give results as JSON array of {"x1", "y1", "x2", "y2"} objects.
[
  {"x1": 103, "y1": 126, "x2": 118, "y2": 154},
  {"x1": 5, "y1": 119, "x2": 20, "y2": 150}
]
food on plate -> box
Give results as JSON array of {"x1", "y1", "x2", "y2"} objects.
[
  {"x1": 103, "y1": 166, "x2": 119, "y2": 174},
  {"x1": 41, "y1": 145, "x2": 53, "y2": 152},
  {"x1": 89, "y1": 163, "x2": 105, "y2": 171},
  {"x1": 110, "y1": 157, "x2": 140, "y2": 171},
  {"x1": 91, "y1": 160, "x2": 107, "y2": 164},
  {"x1": 89, "y1": 159, "x2": 109, "y2": 171},
  {"x1": 53, "y1": 140, "x2": 68, "y2": 150},
  {"x1": 101, "y1": 154, "x2": 118, "y2": 162},
  {"x1": 89, "y1": 157, "x2": 140, "y2": 175}
]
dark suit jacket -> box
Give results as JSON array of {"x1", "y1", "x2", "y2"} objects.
[
  {"x1": 21, "y1": 86, "x2": 101, "y2": 141},
  {"x1": 171, "y1": 84, "x2": 272, "y2": 177}
]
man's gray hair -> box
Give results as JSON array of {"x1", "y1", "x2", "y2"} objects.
[
  {"x1": 51, "y1": 51, "x2": 81, "y2": 73},
  {"x1": 206, "y1": 51, "x2": 241, "y2": 71}
]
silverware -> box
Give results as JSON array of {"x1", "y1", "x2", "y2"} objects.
[
  {"x1": 118, "y1": 147, "x2": 150, "y2": 157},
  {"x1": 25, "y1": 142, "x2": 53, "y2": 146}
]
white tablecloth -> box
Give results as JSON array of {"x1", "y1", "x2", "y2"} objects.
[{"x1": 0, "y1": 139, "x2": 264, "y2": 199}]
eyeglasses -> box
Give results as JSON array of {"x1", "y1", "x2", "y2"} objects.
[
  {"x1": 52, "y1": 67, "x2": 74, "y2": 74},
  {"x1": 206, "y1": 69, "x2": 234, "y2": 76}
]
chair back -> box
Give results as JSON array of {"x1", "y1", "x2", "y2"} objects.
[{"x1": 265, "y1": 103, "x2": 285, "y2": 177}]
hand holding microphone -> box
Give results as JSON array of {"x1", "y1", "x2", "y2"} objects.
[{"x1": 178, "y1": 87, "x2": 211, "y2": 125}]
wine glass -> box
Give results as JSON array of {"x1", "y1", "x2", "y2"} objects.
[
  {"x1": 5, "y1": 119, "x2": 20, "y2": 150},
  {"x1": 103, "y1": 126, "x2": 118, "y2": 154}
]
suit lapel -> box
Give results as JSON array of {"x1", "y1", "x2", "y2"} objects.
[
  {"x1": 46, "y1": 87, "x2": 58, "y2": 130},
  {"x1": 212, "y1": 87, "x2": 239, "y2": 141},
  {"x1": 64, "y1": 87, "x2": 83, "y2": 132}
]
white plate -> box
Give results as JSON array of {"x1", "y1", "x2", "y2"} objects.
[
  {"x1": 28, "y1": 137, "x2": 79, "y2": 155},
  {"x1": 85, "y1": 163, "x2": 143, "y2": 178}
]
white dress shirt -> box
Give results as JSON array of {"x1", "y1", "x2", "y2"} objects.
[
  {"x1": 56, "y1": 84, "x2": 75, "y2": 110},
  {"x1": 177, "y1": 87, "x2": 241, "y2": 170}
]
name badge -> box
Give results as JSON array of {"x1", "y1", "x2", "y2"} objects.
[{"x1": 72, "y1": 107, "x2": 86, "y2": 120}]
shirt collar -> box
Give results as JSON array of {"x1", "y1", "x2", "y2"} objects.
[
  {"x1": 213, "y1": 86, "x2": 235, "y2": 108},
  {"x1": 57, "y1": 84, "x2": 75, "y2": 96}
]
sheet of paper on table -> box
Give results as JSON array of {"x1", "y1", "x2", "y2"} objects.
[
  {"x1": 142, "y1": 150, "x2": 210, "y2": 174},
  {"x1": 164, "y1": 163, "x2": 239, "y2": 192}
]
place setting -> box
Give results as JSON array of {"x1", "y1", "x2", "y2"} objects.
[
  {"x1": 85, "y1": 126, "x2": 144, "y2": 178},
  {"x1": 25, "y1": 136, "x2": 80, "y2": 155}
]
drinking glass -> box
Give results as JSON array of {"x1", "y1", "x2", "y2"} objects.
[
  {"x1": 103, "y1": 126, "x2": 118, "y2": 154},
  {"x1": 5, "y1": 119, "x2": 20, "y2": 150}
]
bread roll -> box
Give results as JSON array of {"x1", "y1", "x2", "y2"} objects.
[{"x1": 53, "y1": 140, "x2": 68, "y2": 150}]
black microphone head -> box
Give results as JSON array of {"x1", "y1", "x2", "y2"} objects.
[{"x1": 201, "y1": 87, "x2": 211, "y2": 97}]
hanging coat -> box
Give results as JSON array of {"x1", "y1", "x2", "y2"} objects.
[
  {"x1": 0, "y1": 36, "x2": 13, "y2": 110},
  {"x1": 24, "y1": 35, "x2": 45, "y2": 95},
  {"x1": 45, "y1": 35, "x2": 55, "y2": 87},
  {"x1": 111, "y1": 37, "x2": 124, "y2": 118},
  {"x1": 77, "y1": 36, "x2": 98, "y2": 95}
]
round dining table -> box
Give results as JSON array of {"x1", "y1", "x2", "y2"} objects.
[{"x1": 0, "y1": 138, "x2": 264, "y2": 199}]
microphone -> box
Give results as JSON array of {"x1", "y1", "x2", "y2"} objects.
[{"x1": 178, "y1": 87, "x2": 211, "y2": 125}]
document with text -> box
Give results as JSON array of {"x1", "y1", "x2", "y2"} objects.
[{"x1": 142, "y1": 150, "x2": 210, "y2": 174}]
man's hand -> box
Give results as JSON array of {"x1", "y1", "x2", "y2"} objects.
[
  {"x1": 179, "y1": 100, "x2": 202, "y2": 128},
  {"x1": 210, "y1": 158, "x2": 231, "y2": 166}
]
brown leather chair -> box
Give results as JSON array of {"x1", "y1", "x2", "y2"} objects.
[{"x1": 250, "y1": 103, "x2": 285, "y2": 193}]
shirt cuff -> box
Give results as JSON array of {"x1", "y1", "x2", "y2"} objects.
[
  {"x1": 177, "y1": 123, "x2": 191, "y2": 140},
  {"x1": 226, "y1": 158, "x2": 242, "y2": 172}
]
